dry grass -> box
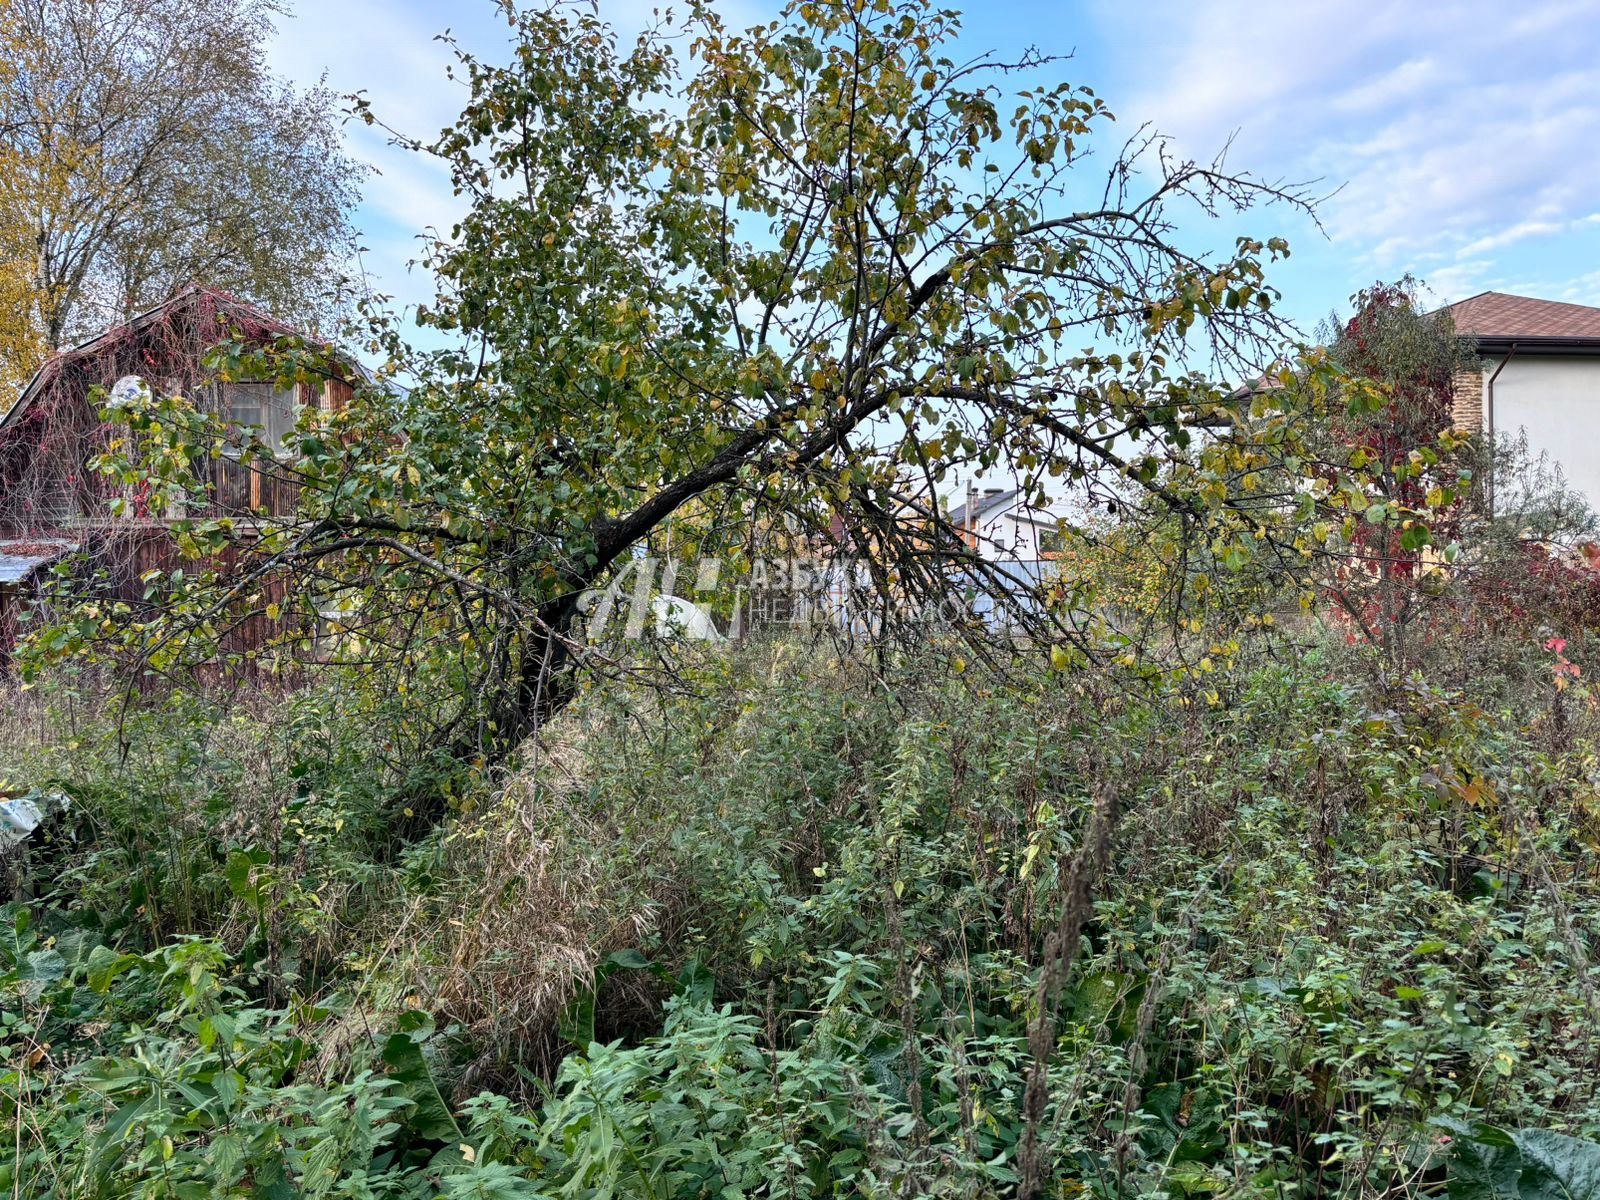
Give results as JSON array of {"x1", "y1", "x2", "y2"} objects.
[
  {"x1": 395, "y1": 720, "x2": 688, "y2": 1095},
  {"x1": 0, "y1": 678, "x2": 78, "y2": 777}
]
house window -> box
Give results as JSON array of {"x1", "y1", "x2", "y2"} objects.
[
  {"x1": 221, "y1": 382, "x2": 298, "y2": 455},
  {"x1": 1037, "y1": 527, "x2": 1066, "y2": 558}
]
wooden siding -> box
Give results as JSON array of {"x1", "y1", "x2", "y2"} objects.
[
  {"x1": 0, "y1": 287, "x2": 369, "y2": 668},
  {"x1": 92, "y1": 374, "x2": 359, "y2": 659},
  {"x1": 121, "y1": 530, "x2": 305, "y2": 660},
  {"x1": 193, "y1": 456, "x2": 303, "y2": 518}
]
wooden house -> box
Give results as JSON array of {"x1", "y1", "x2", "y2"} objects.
[{"x1": 0, "y1": 285, "x2": 366, "y2": 662}]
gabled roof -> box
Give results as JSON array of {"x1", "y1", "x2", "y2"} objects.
[
  {"x1": 1006, "y1": 508, "x2": 1066, "y2": 528},
  {"x1": 1443, "y1": 291, "x2": 1600, "y2": 352},
  {"x1": 947, "y1": 488, "x2": 1021, "y2": 527},
  {"x1": 0, "y1": 284, "x2": 351, "y2": 431}
]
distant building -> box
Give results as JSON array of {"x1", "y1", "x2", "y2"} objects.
[
  {"x1": 1443, "y1": 291, "x2": 1600, "y2": 506},
  {"x1": 946, "y1": 484, "x2": 1070, "y2": 564},
  {"x1": 943, "y1": 482, "x2": 1075, "y2": 628}
]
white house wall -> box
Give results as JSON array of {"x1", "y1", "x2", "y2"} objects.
[
  {"x1": 1007, "y1": 515, "x2": 1042, "y2": 561},
  {"x1": 1488, "y1": 357, "x2": 1600, "y2": 508},
  {"x1": 971, "y1": 501, "x2": 1063, "y2": 562}
]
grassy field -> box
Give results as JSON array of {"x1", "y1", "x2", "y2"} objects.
[{"x1": 4, "y1": 619, "x2": 1600, "y2": 1198}]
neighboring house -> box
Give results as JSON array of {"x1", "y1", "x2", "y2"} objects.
[
  {"x1": 944, "y1": 482, "x2": 1075, "y2": 626},
  {"x1": 0, "y1": 285, "x2": 365, "y2": 662},
  {"x1": 947, "y1": 484, "x2": 1071, "y2": 564},
  {"x1": 1443, "y1": 291, "x2": 1600, "y2": 506}
]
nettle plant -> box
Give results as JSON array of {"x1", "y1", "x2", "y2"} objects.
[{"x1": 28, "y1": 0, "x2": 1438, "y2": 800}]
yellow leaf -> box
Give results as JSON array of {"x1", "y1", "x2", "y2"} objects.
[{"x1": 1020, "y1": 841, "x2": 1041, "y2": 879}]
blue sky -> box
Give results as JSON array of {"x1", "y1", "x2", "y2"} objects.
[{"x1": 265, "y1": 0, "x2": 1600, "y2": 348}]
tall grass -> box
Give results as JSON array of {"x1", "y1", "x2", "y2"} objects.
[{"x1": 5, "y1": 631, "x2": 1600, "y2": 1196}]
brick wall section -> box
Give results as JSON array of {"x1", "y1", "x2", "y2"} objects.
[{"x1": 1451, "y1": 368, "x2": 1485, "y2": 432}]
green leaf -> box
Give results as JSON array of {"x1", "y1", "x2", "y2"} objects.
[
  {"x1": 676, "y1": 955, "x2": 716, "y2": 1005},
  {"x1": 225, "y1": 849, "x2": 263, "y2": 903},
  {"x1": 1510, "y1": 1129, "x2": 1600, "y2": 1199},
  {"x1": 18, "y1": 949, "x2": 65, "y2": 993},
  {"x1": 1448, "y1": 1130, "x2": 1523, "y2": 1200},
  {"x1": 0, "y1": 903, "x2": 34, "y2": 968},
  {"x1": 382, "y1": 1032, "x2": 462, "y2": 1141},
  {"x1": 1400, "y1": 523, "x2": 1431, "y2": 552},
  {"x1": 85, "y1": 944, "x2": 142, "y2": 993},
  {"x1": 1445, "y1": 1122, "x2": 1600, "y2": 1200}
]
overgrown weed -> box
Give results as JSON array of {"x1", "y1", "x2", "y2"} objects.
[{"x1": 6, "y1": 628, "x2": 1600, "y2": 1196}]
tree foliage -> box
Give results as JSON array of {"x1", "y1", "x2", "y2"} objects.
[
  {"x1": 37, "y1": 0, "x2": 1346, "y2": 758},
  {"x1": 0, "y1": 0, "x2": 363, "y2": 376},
  {"x1": 0, "y1": 20, "x2": 49, "y2": 394},
  {"x1": 23, "y1": 0, "x2": 1492, "y2": 854},
  {"x1": 1307, "y1": 281, "x2": 1478, "y2": 663}
]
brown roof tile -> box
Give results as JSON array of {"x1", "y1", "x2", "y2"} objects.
[{"x1": 1443, "y1": 291, "x2": 1600, "y2": 341}]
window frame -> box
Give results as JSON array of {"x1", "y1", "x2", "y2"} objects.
[{"x1": 218, "y1": 380, "x2": 302, "y2": 458}]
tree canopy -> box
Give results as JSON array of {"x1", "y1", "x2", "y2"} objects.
[
  {"x1": 36, "y1": 0, "x2": 1421, "y2": 785},
  {"x1": 0, "y1": 0, "x2": 363, "y2": 381}
]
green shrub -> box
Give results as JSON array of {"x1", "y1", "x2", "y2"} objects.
[{"x1": 6, "y1": 633, "x2": 1600, "y2": 1196}]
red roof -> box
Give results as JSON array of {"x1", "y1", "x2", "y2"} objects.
[{"x1": 1443, "y1": 291, "x2": 1600, "y2": 341}]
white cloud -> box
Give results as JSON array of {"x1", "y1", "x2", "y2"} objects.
[
  {"x1": 265, "y1": 0, "x2": 772, "y2": 324},
  {"x1": 1422, "y1": 260, "x2": 1497, "y2": 302},
  {"x1": 1327, "y1": 57, "x2": 1441, "y2": 115},
  {"x1": 267, "y1": 0, "x2": 489, "y2": 140},
  {"x1": 263, "y1": 1, "x2": 508, "y2": 321},
  {"x1": 1092, "y1": 0, "x2": 1600, "y2": 299},
  {"x1": 259, "y1": 0, "x2": 1600, "y2": 330},
  {"x1": 1458, "y1": 220, "x2": 1570, "y2": 257},
  {"x1": 1555, "y1": 269, "x2": 1600, "y2": 302}
]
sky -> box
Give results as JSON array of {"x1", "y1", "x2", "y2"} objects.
[{"x1": 263, "y1": 0, "x2": 1600, "y2": 350}]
